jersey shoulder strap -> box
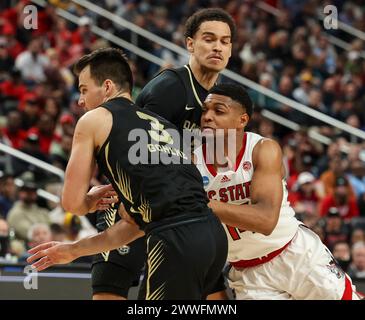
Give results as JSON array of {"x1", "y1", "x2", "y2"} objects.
[{"x1": 156, "y1": 65, "x2": 203, "y2": 108}]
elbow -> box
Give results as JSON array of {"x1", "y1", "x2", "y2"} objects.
[
  {"x1": 261, "y1": 211, "x2": 280, "y2": 236},
  {"x1": 61, "y1": 196, "x2": 86, "y2": 216},
  {"x1": 261, "y1": 224, "x2": 275, "y2": 236}
]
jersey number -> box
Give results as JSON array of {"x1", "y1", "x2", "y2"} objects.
[
  {"x1": 136, "y1": 111, "x2": 173, "y2": 144},
  {"x1": 225, "y1": 201, "x2": 250, "y2": 241}
]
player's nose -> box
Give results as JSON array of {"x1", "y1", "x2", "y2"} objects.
[{"x1": 78, "y1": 97, "x2": 85, "y2": 108}]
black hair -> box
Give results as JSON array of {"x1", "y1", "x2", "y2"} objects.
[
  {"x1": 73, "y1": 47, "x2": 133, "y2": 93},
  {"x1": 184, "y1": 8, "x2": 236, "y2": 40},
  {"x1": 208, "y1": 83, "x2": 253, "y2": 118}
]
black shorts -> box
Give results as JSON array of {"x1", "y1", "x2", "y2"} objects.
[
  {"x1": 138, "y1": 211, "x2": 228, "y2": 300},
  {"x1": 91, "y1": 236, "x2": 146, "y2": 298}
]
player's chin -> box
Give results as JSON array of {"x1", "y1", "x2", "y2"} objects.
[
  {"x1": 201, "y1": 127, "x2": 216, "y2": 138},
  {"x1": 204, "y1": 61, "x2": 225, "y2": 72}
]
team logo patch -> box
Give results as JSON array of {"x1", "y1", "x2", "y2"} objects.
[
  {"x1": 327, "y1": 259, "x2": 345, "y2": 279},
  {"x1": 202, "y1": 176, "x2": 210, "y2": 187},
  {"x1": 242, "y1": 161, "x2": 252, "y2": 171},
  {"x1": 117, "y1": 245, "x2": 130, "y2": 256}
]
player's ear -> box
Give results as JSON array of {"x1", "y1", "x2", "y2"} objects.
[
  {"x1": 104, "y1": 79, "x2": 112, "y2": 96},
  {"x1": 240, "y1": 113, "x2": 249, "y2": 129},
  {"x1": 186, "y1": 37, "x2": 194, "y2": 53}
]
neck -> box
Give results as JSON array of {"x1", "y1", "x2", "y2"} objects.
[
  {"x1": 209, "y1": 131, "x2": 245, "y2": 171},
  {"x1": 104, "y1": 90, "x2": 132, "y2": 103},
  {"x1": 189, "y1": 58, "x2": 220, "y2": 90}
]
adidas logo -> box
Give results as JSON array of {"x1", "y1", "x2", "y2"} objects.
[{"x1": 220, "y1": 175, "x2": 231, "y2": 183}]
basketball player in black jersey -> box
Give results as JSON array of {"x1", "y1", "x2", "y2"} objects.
[
  {"x1": 137, "y1": 8, "x2": 235, "y2": 133},
  {"x1": 27, "y1": 48, "x2": 228, "y2": 300},
  {"x1": 140, "y1": 7, "x2": 236, "y2": 300},
  {"x1": 91, "y1": 8, "x2": 236, "y2": 300}
]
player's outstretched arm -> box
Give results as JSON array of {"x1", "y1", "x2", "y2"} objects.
[
  {"x1": 27, "y1": 220, "x2": 145, "y2": 271},
  {"x1": 208, "y1": 138, "x2": 283, "y2": 236}
]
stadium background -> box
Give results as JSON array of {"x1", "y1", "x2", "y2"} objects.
[{"x1": 0, "y1": 0, "x2": 364, "y2": 299}]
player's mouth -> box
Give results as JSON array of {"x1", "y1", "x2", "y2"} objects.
[
  {"x1": 208, "y1": 54, "x2": 223, "y2": 61},
  {"x1": 202, "y1": 126, "x2": 216, "y2": 132}
]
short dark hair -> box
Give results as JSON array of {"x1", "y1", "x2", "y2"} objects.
[
  {"x1": 73, "y1": 48, "x2": 133, "y2": 93},
  {"x1": 208, "y1": 83, "x2": 253, "y2": 118},
  {"x1": 184, "y1": 8, "x2": 236, "y2": 40}
]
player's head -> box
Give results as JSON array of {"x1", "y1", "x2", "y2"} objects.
[
  {"x1": 73, "y1": 48, "x2": 133, "y2": 111},
  {"x1": 201, "y1": 83, "x2": 253, "y2": 135},
  {"x1": 184, "y1": 8, "x2": 235, "y2": 72}
]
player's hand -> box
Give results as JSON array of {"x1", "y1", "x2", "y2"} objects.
[
  {"x1": 26, "y1": 241, "x2": 78, "y2": 271},
  {"x1": 118, "y1": 203, "x2": 137, "y2": 226},
  {"x1": 86, "y1": 184, "x2": 118, "y2": 212}
]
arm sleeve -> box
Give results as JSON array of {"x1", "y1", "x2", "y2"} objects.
[{"x1": 136, "y1": 70, "x2": 187, "y2": 123}]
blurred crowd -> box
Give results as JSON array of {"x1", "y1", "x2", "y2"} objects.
[{"x1": 0, "y1": 0, "x2": 364, "y2": 278}]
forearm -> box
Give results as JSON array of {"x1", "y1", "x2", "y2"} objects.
[
  {"x1": 71, "y1": 220, "x2": 145, "y2": 258},
  {"x1": 208, "y1": 200, "x2": 278, "y2": 236},
  {"x1": 62, "y1": 198, "x2": 90, "y2": 216}
]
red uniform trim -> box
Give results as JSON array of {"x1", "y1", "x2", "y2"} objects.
[
  {"x1": 202, "y1": 133, "x2": 247, "y2": 177},
  {"x1": 341, "y1": 276, "x2": 353, "y2": 300},
  {"x1": 230, "y1": 238, "x2": 292, "y2": 269}
]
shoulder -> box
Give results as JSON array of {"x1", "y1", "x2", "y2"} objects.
[
  {"x1": 74, "y1": 107, "x2": 111, "y2": 137},
  {"x1": 252, "y1": 137, "x2": 282, "y2": 167},
  {"x1": 142, "y1": 69, "x2": 185, "y2": 93}
]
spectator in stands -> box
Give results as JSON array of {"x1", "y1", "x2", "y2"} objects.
[
  {"x1": 332, "y1": 241, "x2": 352, "y2": 272},
  {"x1": 316, "y1": 142, "x2": 341, "y2": 176},
  {"x1": 14, "y1": 37, "x2": 49, "y2": 83},
  {"x1": 320, "y1": 176, "x2": 359, "y2": 221},
  {"x1": 323, "y1": 207, "x2": 350, "y2": 250},
  {"x1": 347, "y1": 242, "x2": 365, "y2": 279},
  {"x1": 58, "y1": 113, "x2": 76, "y2": 136},
  {"x1": 49, "y1": 133, "x2": 73, "y2": 170},
  {"x1": 27, "y1": 113, "x2": 61, "y2": 155},
  {"x1": 18, "y1": 223, "x2": 53, "y2": 262},
  {"x1": 26, "y1": 223, "x2": 52, "y2": 249},
  {"x1": 7, "y1": 172, "x2": 50, "y2": 241},
  {"x1": 292, "y1": 70, "x2": 314, "y2": 105},
  {"x1": 0, "y1": 173, "x2": 17, "y2": 218},
  {"x1": 62, "y1": 212, "x2": 96, "y2": 242},
  {"x1": 350, "y1": 228, "x2": 365, "y2": 247},
  {"x1": 71, "y1": 16, "x2": 96, "y2": 46},
  {"x1": 288, "y1": 171, "x2": 321, "y2": 218},
  {"x1": 50, "y1": 223, "x2": 67, "y2": 242},
  {"x1": 0, "y1": 68, "x2": 27, "y2": 115},
  {"x1": 19, "y1": 93, "x2": 41, "y2": 131},
  {"x1": 320, "y1": 156, "x2": 355, "y2": 197},
  {"x1": 44, "y1": 98, "x2": 61, "y2": 122},
  {"x1": 2, "y1": 110, "x2": 27, "y2": 149},
  {"x1": 347, "y1": 160, "x2": 365, "y2": 199}
]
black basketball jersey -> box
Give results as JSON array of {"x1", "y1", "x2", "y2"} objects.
[
  {"x1": 95, "y1": 97, "x2": 209, "y2": 230},
  {"x1": 136, "y1": 65, "x2": 209, "y2": 132}
]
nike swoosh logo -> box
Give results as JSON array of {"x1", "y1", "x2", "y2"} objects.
[{"x1": 185, "y1": 105, "x2": 195, "y2": 110}]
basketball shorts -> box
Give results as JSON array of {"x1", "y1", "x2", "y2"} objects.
[
  {"x1": 228, "y1": 224, "x2": 359, "y2": 300},
  {"x1": 91, "y1": 236, "x2": 146, "y2": 298},
  {"x1": 138, "y1": 211, "x2": 228, "y2": 300}
]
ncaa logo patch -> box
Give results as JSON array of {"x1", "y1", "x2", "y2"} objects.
[
  {"x1": 117, "y1": 245, "x2": 130, "y2": 256},
  {"x1": 202, "y1": 176, "x2": 210, "y2": 187},
  {"x1": 242, "y1": 161, "x2": 252, "y2": 171}
]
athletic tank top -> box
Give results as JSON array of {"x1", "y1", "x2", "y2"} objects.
[
  {"x1": 96, "y1": 97, "x2": 208, "y2": 230},
  {"x1": 194, "y1": 132, "x2": 299, "y2": 261}
]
